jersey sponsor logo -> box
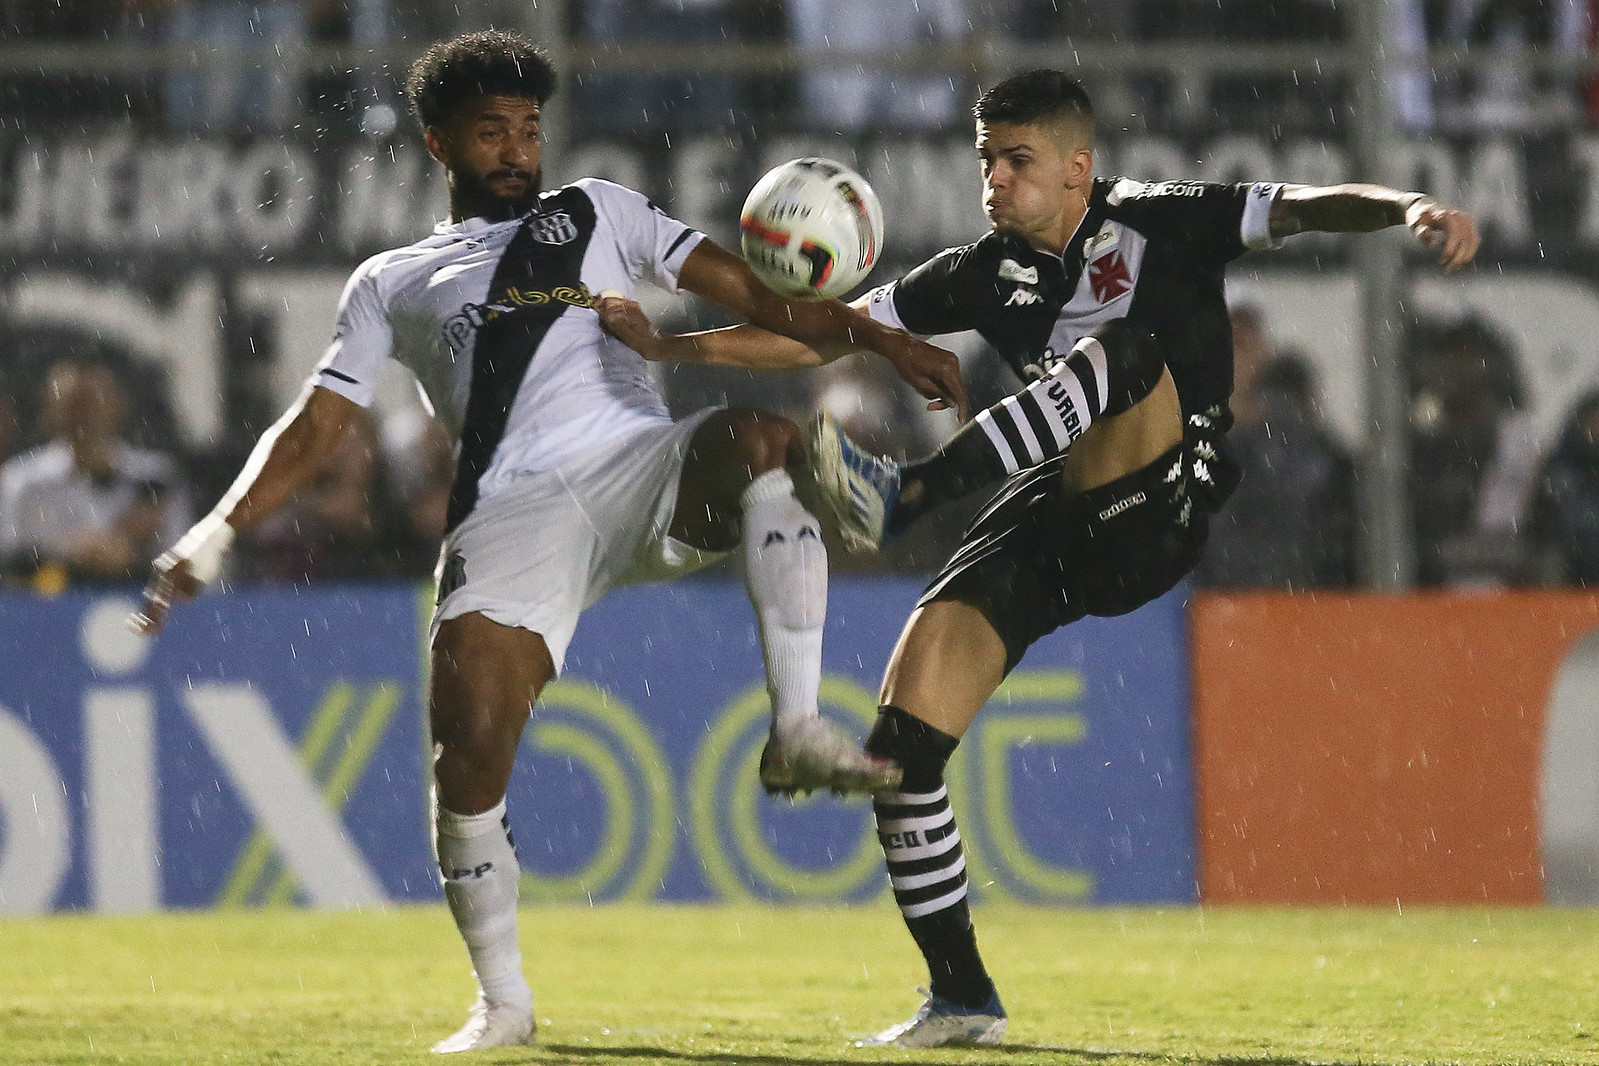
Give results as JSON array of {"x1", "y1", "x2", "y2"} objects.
[
  {"x1": 1122, "y1": 179, "x2": 1206, "y2": 199},
  {"x1": 1098, "y1": 490, "x2": 1147, "y2": 522},
  {"x1": 530, "y1": 210, "x2": 580, "y2": 245},
  {"x1": 1004, "y1": 284, "x2": 1043, "y2": 307},
  {"x1": 1088, "y1": 250, "x2": 1133, "y2": 303},
  {"x1": 441, "y1": 284, "x2": 598, "y2": 353},
  {"x1": 998, "y1": 258, "x2": 1039, "y2": 285}
]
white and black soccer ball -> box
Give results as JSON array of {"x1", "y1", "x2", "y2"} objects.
[{"x1": 739, "y1": 158, "x2": 885, "y2": 301}]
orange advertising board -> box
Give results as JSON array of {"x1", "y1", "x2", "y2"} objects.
[{"x1": 1191, "y1": 592, "x2": 1599, "y2": 904}]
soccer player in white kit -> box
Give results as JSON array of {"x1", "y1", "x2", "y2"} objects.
[{"x1": 129, "y1": 30, "x2": 967, "y2": 1053}]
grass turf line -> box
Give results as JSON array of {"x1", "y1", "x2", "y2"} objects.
[{"x1": 3, "y1": 903, "x2": 1598, "y2": 1065}]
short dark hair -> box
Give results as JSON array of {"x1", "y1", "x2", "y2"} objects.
[
  {"x1": 974, "y1": 69, "x2": 1094, "y2": 141},
  {"x1": 405, "y1": 31, "x2": 558, "y2": 129}
]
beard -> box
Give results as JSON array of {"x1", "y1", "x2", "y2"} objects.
[{"x1": 452, "y1": 164, "x2": 544, "y2": 221}]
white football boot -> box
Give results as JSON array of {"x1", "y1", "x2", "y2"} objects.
[
  {"x1": 805, "y1": 411, "x2": 903, "y2": 554},
  {"x1": 430, "y1": 994, "x2": 536, "y2": 1054},
  {"x1": 758, "y1": 715, "x2": 902, "y2": 797},
  {"x1": 856, "y1": 988, "x2": 1008, "y2": 1049}
]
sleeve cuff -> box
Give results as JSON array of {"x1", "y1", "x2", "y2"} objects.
[
  {"x1": 658, "y1": 229, "x2": 706, "y2": 293},
  {"x1": 1240, "y1": 182, "x2": 1287, "y2": 251},
  {"x1": 862, "y1": 283, "x2": 908, "y2": 331},
  {"x1": 311, "y1": 346, "x2": 376, "y2": 408}
]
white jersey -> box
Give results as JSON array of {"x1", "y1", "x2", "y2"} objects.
[{"x1": 311, "y1": 177, "x2": 705, "y2": 531}]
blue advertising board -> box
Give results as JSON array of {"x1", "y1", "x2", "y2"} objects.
[{"x1": 0, "y1": 578, "x2": 1193, "y2": 912}]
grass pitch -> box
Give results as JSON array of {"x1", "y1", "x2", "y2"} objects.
[{"x1": 3, "y1": 903, "x2": 1598, "y2": 1065}]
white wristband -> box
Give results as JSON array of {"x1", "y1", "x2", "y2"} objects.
[
  {"x1": 168, "y1": 513, "x2": 235, "y2": 585},
  {"x1": 1400, "y1": 192, "x2": 1435, "y2": 226}
]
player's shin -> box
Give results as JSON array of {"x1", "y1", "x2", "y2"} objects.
[
  {"x1": 895, "y1": 320, "x2": 1164, "y2": 529},
  {"x1": 436, "y1": 799, "x2": 532, "y2": 1011},
  {"x1": 867, "y1": 706, "x2": 996, "y2": 1008},
  {"x1": 741, "y1": 468, "x2": 826, "y2": 734}
]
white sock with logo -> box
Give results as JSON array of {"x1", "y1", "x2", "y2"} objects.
[
  {"x1": 436, "y1": 799, "x2": 531, "y2": 1011},
  {"x1": 741, "y1": 468, "x2": 827, "y2": 733}
]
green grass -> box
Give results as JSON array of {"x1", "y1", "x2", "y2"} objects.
[{"x1": 3, "y1": 903, "x2": 1599, "y2": 1065}]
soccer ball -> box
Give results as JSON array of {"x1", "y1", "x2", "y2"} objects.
[{"x1": 739, "y1": 158, "x2": 885, "y2": 301}]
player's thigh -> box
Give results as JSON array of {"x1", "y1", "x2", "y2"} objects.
[
  {"x1": 671, "y1": 407, "x2": 801, "y2": 550},
  {"x1": 1061, "y1": 368, "x2": 1182, "y2": 495},
  {"x1": 879, "y1": 599, "x2": 1009, "y2": 740},
  {"x1": 429, "y1": 611, "x2": 556, "y2": 812}
]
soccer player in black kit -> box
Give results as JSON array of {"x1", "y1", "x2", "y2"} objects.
[{"x1": 599, "y1": 68, "x2": 1479, "y2": 1047}]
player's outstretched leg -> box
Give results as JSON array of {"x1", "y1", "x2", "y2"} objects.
[
  {"x1": 808, "y1": 319, "x2": 1165, "y2": 552},
  {"x1": 675, "y1": 410, "x2": 899, "y2": 796},
  {"x1": 856, "y1": 705, "x2": 1005, "y2": 1047},
  {"x1": 428, "y1": 614, "x2": 551, "y2": 1053}
]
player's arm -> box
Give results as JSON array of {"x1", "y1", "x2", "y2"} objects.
[
  {"x1": 596, "y1": 292, "x2": 862, "y2": 370},
  {"x1": 675, "y1": 239, "x2": 969, "y2": 420},
  {"x1": 1268, "y1": 183, "x2": 1480, "y2": 272},
  {"x1": 128, "y1": 385, "x2": 359, "y2": 635}
]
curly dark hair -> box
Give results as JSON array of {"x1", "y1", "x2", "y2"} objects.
[
  {"x1": 405, "y1": 31, "x2": 559, "y2": 129},
  {"x1": 974, "y1": 69, "x2": 1094, "y2": 141}
]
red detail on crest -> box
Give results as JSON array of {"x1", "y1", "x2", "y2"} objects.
[{"x1": 1088, "y1": 250, "x2": 1133, "y2": 303}]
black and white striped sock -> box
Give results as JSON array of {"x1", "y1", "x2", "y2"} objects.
[
  {"x1": 867, "y1": 707, "x2": 994, "y2": 1008},
  {"x1": 891, "y1": 324, "x2": 1161, "y2": 532},
  {"x1": 973, "y1": 332, "x2": 1111, "y2": 476},
  {"x1": 877, "y1": 783, "x2": 970, "y2": 918}
]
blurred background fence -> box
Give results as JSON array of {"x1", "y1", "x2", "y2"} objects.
[{"x1": 4, "y1": 0, "x2": 1599, "y2": 592}]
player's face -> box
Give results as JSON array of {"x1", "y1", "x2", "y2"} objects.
[
  {"x1": 976, "y1": 120, "x2": 1093, "y2": 251},
  {"x1": 426, "y1": 95, "x2": 544, "y2": 220}
]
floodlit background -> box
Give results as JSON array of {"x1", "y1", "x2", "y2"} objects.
[{"x1": 3, "y1": 0, "x2": 1599, "y2": 922}]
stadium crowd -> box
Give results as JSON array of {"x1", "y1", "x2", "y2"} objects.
[
  {"x1": 2, "y1": 307, "x2": 1599, "y2": 592},
  {"x1": 4, "y1": 0, "x2": 1595, "y2": 134}
]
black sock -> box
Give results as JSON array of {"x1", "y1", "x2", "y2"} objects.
[{"x1": 866, "y1": 706, "x2": 995, "y2": 1008}]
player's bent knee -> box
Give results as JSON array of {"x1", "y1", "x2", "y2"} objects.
[
  {"x1": 1086, "y1": 319, "x2": 1165, "y2": 417},
  {"x1": 715, "y1": 408, "x2": 801, "y2": 474}
]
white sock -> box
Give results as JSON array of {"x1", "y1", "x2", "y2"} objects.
[
  {"x1": 741, "y1": 468, "x2": 827, "y2": 734},
  {"x1": 436, "y1": 800, "x2": 531, "y2": 1010}
]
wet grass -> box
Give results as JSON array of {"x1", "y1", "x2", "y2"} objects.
[{"x1": 2, "y1": 903, "x2": 1598, "y2": 1065}]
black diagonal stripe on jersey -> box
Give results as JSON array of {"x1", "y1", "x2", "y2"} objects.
[
  {"x1": 446, "y1": 189, "x2": 598, "y2": 533},
  {"x1": 1016, "y1": 390, "x2": 1064, "y2": 455}
]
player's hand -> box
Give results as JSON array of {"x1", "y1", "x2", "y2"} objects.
[
  {"x1": 1406, "y1": 197, "x2": 1480, "y2": 273},
  {"x1": 883, "y1": 334, "x2": 969, "y2": 421},
  {"x1": 127, "y1": 552, "x2": 202, "y2": 636},
  {"x1": 126, "y1": 514, "x2": 234, "y2": 636},
  {"x1": 595, "y1": 290, "x2": 667, "y2": 359}
]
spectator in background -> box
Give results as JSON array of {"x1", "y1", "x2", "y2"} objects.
[
  {"x1": 143, "y1": 0, "x2": 338, "y2": 132},
  {"x1": 1407, "y1": 315, "x2": 1540, "y2": 586},
  {"x1": 574, "y1": 0, "x2": 745, "y2": 132},
  {"x1": 1531, "y1": 389, "x2": 1599, "y2": 587},
  {"x1": 244, "y1": 408, "x2": 436, "y2": 583},
  {"x1": 1195, "y1": 313, "x2": 1357, "y2": 589},
  {"x1": 0, "y1": 360, "x2": 190, "y2": 589},
  {"x1": 787, "y1": 0, "x2": 968, "y2": 131}
]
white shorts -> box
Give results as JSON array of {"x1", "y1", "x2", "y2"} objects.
[{"x1": 431, "y1": 408, "x2": 726, "y2": 670}]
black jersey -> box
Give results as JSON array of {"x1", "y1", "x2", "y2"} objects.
[{"x1": 864, "y1": 176, "x2": 1283, "y2": 420}]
